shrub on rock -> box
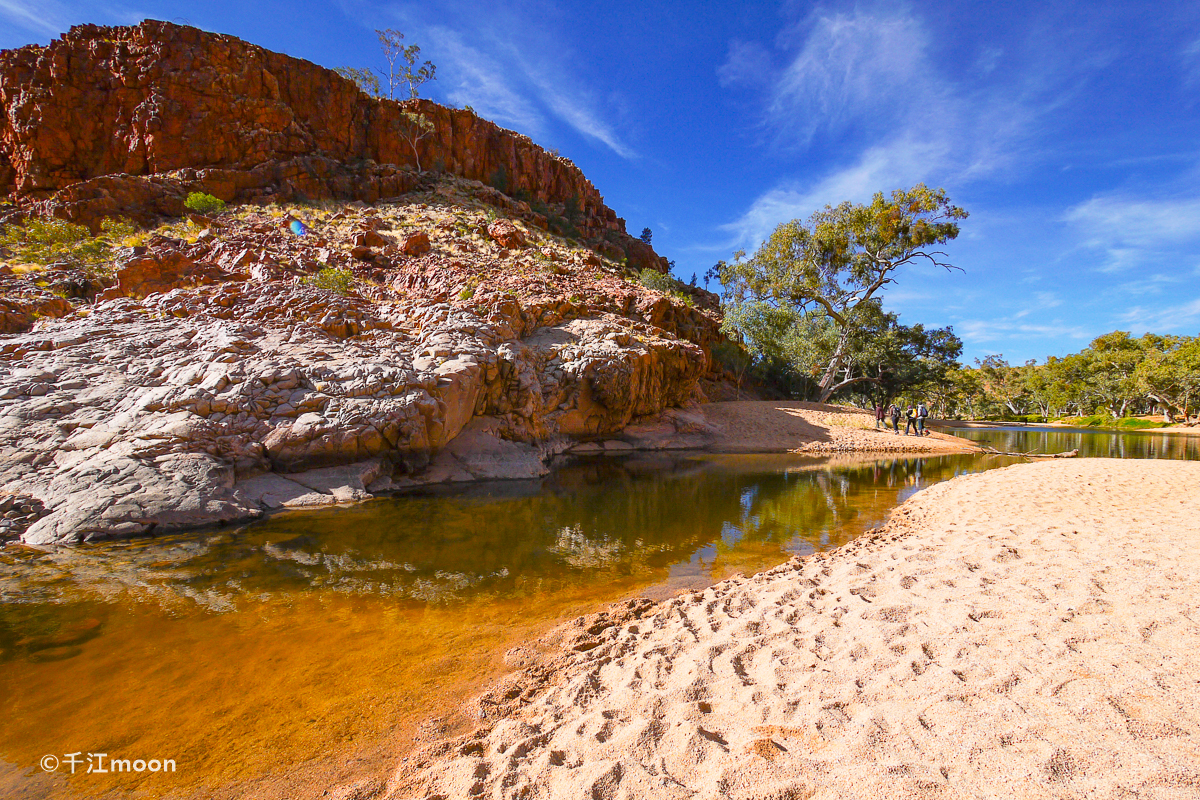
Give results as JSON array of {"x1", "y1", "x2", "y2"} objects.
[{"x1": 184, "y1": 192, "x2": 226, "y2": 214}]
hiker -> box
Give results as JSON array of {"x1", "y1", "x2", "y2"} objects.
[
  {"x1": 874, "y1": 403, "x2": 886, "y2": 429},
  {"x1": 905, "y1": 405, "x2": 918, "y2": 435},
  {"x1": 917, "y1": 402, "x2": 929, "y2": 436},
  {"x1": 889, "y1": 403, "x2": 901, "y2": 434}
]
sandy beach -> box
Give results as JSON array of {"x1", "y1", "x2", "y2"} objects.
[
  {"x1": 617, "y1": 401, "x2": 978, "y2": 456},
  {"x1": 393, "y1": 458, "x2": 1200, "y2": 799}
]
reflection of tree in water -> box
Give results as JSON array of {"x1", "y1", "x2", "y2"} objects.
[
  {"x1": 953, "y1": 427, "x2": 1200, "y2": 460},
  {"x1": 6, "y1": 453, "x2": 996, "y2": 609}
]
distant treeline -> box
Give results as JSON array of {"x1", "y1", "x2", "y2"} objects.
[{"x1": 927, "y1": 332, "x2": 1200, "y2": 422}]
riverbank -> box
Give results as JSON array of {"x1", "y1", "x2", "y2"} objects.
[
  {"x1": 395, "y1": 458, "x2": 1200, "y2": 799},
  {"x1": 595, "y1": 401, "x2": 978, "y2": 456}
]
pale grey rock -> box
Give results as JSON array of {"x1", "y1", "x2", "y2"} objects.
[{"x1": 2, "y1": 279, "x2": 710, "y2": 544}]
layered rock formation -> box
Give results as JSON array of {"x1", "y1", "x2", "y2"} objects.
[
  {"x1": 0, "y1": 176, "x2": 725, "y2": 545},
  {"x1": 0, "y1": 20, "x2": 665, "y2": 271},
  {"x1": 0, "y1": 22, "x2": 734, "y2": 545}
]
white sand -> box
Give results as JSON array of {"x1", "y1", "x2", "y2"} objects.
[{"x1": 395, "y1": 459, "x2": 1200, "y2": 799}]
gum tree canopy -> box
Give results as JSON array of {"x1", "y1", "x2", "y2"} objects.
[{"x1": 721, "y1": 185, "x2": 968, "y2": 402}]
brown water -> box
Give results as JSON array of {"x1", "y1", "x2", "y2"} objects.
[{"x1": 0, "y1": 451, "x2": 1010, "y2": 799}]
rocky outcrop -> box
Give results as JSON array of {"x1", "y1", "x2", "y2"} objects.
[
  {"x1": 0, "y1": 20, "x2": 667, "y2": 272},
  {"x1": 0, "y1": 181, "x2": 725, "y2": 545}
]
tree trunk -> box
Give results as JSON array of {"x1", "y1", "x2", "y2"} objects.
[{"x1": 816, "y1": 328, "x2": 852, "y2": 403}]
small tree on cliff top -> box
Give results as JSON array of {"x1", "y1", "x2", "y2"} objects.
[
  {"x1": 720, "y1": 184, "x2": 968, "y2": 403},
  {"x1": 334, "y1": 67, "x2": 381, "y2": 97},
  {"x1": 336, "y1": 29, "x2": 436, "y2": 100}
]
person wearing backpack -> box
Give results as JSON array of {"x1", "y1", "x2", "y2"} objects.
[
  {"x1": 874, "y1": 403, "x2": 886, "y2": 430},
  {"x1": 904, "y1": 405, "x2": 918, "y2": 435},
  {"x1": 888, "y1": 403, "x2": 901, "y2": 434},
  {"x1": 917, "y1": 402, "x2": 929, "y2": 436}
]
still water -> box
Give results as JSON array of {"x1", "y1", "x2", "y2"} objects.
[
  {"x1": 943, "y1": 425, "x2": 1200, "y2": 460},
  {"x1": 2, "y1": 451, "x2": 1016, "y2": 797}
]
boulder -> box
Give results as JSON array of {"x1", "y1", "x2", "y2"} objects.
[
  {"x1": 487, "y1": 219, "x2": 526, "y2": 249},
  {"x1": 400, "y1": 231, "x2": 431, "y2": 256},
  {"x1": 99, "y1": 251, "x2": 234, "y2": 300}
]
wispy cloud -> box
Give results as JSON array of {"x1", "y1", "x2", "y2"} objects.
[
  {"x1": 954, "y1": 318, "x2": 1092, "y2": 344},
  {"x1": 715, "y1": 6, "x2": 1049, "y2": 252},
  {"x1": 1183, "y1": 35, "x2": 1200, "y2": 85},
  {"x1": 1013, "y1": 291, "x2": 1063, "y2": 319},
  {"x1": 361, "y1": 1, "x2": 634, "y2": 159},
  {"x1": 1117, "y1": 297, "x2": 1200, "y2": 330},
  {"x1": 517, "y1": 56, "x2": 635, "y2": 159},
  {"x1": 1063, "y1": 194, "x2": 1200, "y2": 271},
  {"x1": 0, "y1": 0, "x2": 69, "y2": 37},
  {"x1": 718, "y1": 136, "x2": 954, "y2": 250},
  {"x1": 430, "y1": 27, "x2": 543, "y2": 136},
  {"x1": 766, "y1": 10, "x2": 933, "y2": 148}
]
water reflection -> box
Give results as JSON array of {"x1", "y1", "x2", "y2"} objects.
[
  {"x1": 943, "y1": 426, "x2": 1200, "y2": 460},
  {"x1": 1, "y1": 453, "x2": 1006, "y2": 613},
  {"x1": 0, "y1": 451, "x2": 1012, "y2": 797}
]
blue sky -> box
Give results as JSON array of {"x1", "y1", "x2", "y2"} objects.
[{"x1": 3, "y1": 1, "x2": 1200, "y2": 364}]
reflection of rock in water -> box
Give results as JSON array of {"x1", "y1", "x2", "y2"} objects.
[
  {"x1": 548, "y1": 524, "x2": 626, "y2": 570},
  {"x1": 0, "y1": 612, "x2": 103, "y2": 664}
]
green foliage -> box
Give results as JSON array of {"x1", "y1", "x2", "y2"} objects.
[
  {"x1": 305, "y1": 268, "x2": 355, "y2": 295},
  {"x1": 721, "y1": 185, "x2": 967, "y2": 402},
  {"x1": 334, "y1": 66, "x2": 381, "y2": 97},
  {"x1": 1054, "y1": 414, "x2": 1172, "y2": 429},
  {"x1": 947, "y1": 332, "x2": 1200, "y2": 422},
  {"x1": 639, "y1": 227, "x2": 653, "y2": 245},
  {"x1": 0, "y1": 216, "x2": 138, "y2": 272},
  {"x1": 638, "y1": 269, "x2": 694, "y2": 306},
  {"x1": 376, "y1": 28, "x2": 437, "y2": 99},
  {"x1": 720, "y1": 297, "x2": 962, "y2": 404},
  {"x1": 489, "y1": 166, "x2": 510, "y2": 195},
  {"x1": 338, "y1": 29, "x2": 436, "y2": 100},
  {"x1": 184, "y1": 192, "x2": 226, "y2": 214},
  {"x1": 396, "y1": 111, "x2": 436, "y2": 172}
]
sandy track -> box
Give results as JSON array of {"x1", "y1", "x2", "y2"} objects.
[{"x1": 396, "y1": 459, "x2": 1200, "y2": 799}]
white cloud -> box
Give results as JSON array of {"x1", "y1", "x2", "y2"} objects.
[
  {"x1": 366, "y1": 1, "x2": 634, "y2": 159},
  {"x1": 1063, "y1": 194, "x2": 1200, "y2": 271},
  {"x1": 518, "y1": 60, "x2": 635, "y2": 159},
  {"x1": 0, "y1": 0, "x2": 69, "y2": 37},
  {"x1": 715, "y1": 6, "x2": 1047, "y2": 252},
  {"x1": 1183, "y1": 36, "x2": 1200, "y2": 85},
  {"x1": 432, "y1": 27, "x2": 544, "y2": 136},
  {"x1": 717, "y1": 40, "x2": 773, "y2": 89},
  {"x1": 954, "y1": 318, "x2": 1092, "y2": 343},
  {"x1": 719, "y1": 136, "x2": 955, "y2": 249},
  {"x1": 1117, "y1": 297, "x2": 1200, "y2": 331},
  {"x1": 1013, "y1": 291, "x2": 1063, "y2": 319},
  {"x1": 767, "y1": 10, "x2": 933, "y2": 147}
]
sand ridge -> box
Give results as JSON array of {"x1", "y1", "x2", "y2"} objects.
[{"x1": 395, "y1": 459, "x2": 1200, "y2": 799}]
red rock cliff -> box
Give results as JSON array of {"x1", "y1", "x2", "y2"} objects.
[{"x1": 0, "y1": 20, "x2": 666, "y2": 270}]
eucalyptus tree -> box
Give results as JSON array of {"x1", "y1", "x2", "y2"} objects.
[
  {"x1": 721, "y1": 185, "x2": 968, "y2": 402},
  {"x1": 1136, "y1": 335, "x2": 1200, "y2": 421}
]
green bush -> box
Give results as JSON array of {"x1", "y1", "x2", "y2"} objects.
[
  {"x1": 0, "y1": 216, "x2": 137, "y2": 271},
  {"x1": 305, "y1": 268, "x2": 354, "y2": 295},
  {"x1": 638, "y1": 268, "x2": 695, "y2": 307},
  {"x1": 184, "y1": 192, "x2": 226, "y2": 214}
]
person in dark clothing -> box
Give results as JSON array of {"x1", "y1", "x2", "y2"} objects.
[
  {"x1": 889, "y1": 403, "x2": 901, "y2": 434},
  {"x1": 905, "y1": 405, "x2": 918, "y2": 435},
  {"x1": 874, "y1": 404, "x2": 886, "y2": 429},
  {"x1": 917, "y1": 402, "x2": 929, "y2": 435}
]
